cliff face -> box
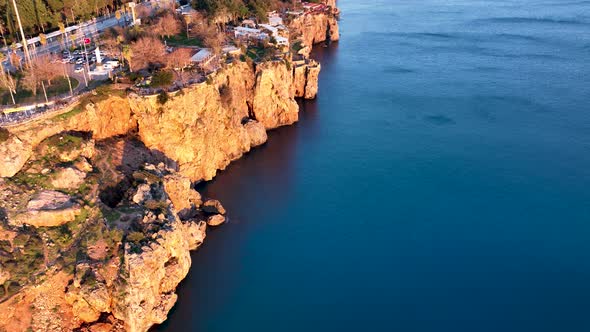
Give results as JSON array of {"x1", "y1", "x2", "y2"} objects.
[
  {"x1": 64, "y1": 167, "x2": 208, "y2": 332},
  {"x1": 0, "y1": 6, "x2": 339, "y2": 331},
  {"x1": 253, "y1": 61, "x2": 299, "y2": 129},
  {"x1": 290, "y1": 12, "x2": 339, "y2": 57},
  {"x1": 0, "y1": 94, "x2": 134, "y2": 178},
  {"x1": 131, "y1": 61, "x2": 298, "y2": 182},
  {"x1": 293, "y1": 60, "x2": 322, "y2": 99}
]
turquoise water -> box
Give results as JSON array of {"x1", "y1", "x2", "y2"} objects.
[{"x1": 160, "y1": 1, "x2": 590, "y2": 331}]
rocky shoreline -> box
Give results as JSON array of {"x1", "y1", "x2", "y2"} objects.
[{"x1": 0, "y1": 5, "x2": 339, "y2": 332}]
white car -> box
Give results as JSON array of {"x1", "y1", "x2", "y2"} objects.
[
  {"x1": 105, "y1": 60, "x2": 119, "y2": 68},
  {"x1": 75, "y1": 58, "x2": 84, "y2": 65}
]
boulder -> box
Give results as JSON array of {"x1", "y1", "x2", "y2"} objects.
[
  {"x1": 244, "y1": 120, "x2": 268, "y2": 148},
  {"x1": 10, "y1": 190, "x2": 82, "y2": 227},
  {"x1": 163, "y1": 174, "x2": 202, "y2": 215},
  {"x1": 202, "y1": 199, "x2": 226, "y2": 215},
  {"x1": 184, "y1": 220, "x2": 207, "y2": 250},
  {"x1": 206, "y1": 214, "x2": 226, "y2": 227},
  {"x1": 132, "y1": 184, "x2": 152, "y2": 204},
  {"x1": 0, "y1": 135, "x2": 33, "y2": 178},
  {"x1": 74, "y1": 158, "x2": 93, "y2": 172},
  {"x1": 57, "y1": 138, "x2": 95, "y2": 162},
  {"x1": 50, "y1": 167, "x2": 87, "y2": 189}
]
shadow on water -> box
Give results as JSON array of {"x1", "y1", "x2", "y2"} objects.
[{"x1": 153, "y1": 43, "x2": 337, "y2": 331}]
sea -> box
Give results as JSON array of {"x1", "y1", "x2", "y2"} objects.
[{"x1": 157, "y1": 0, "x2": 590, "y2": 331}]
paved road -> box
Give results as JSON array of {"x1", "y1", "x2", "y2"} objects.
[{"x1": 3, "y1": 14, "x2": 130, "y2": 63}]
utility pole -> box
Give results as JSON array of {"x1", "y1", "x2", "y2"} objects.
[{"x1": 11, "y1": 0, "x2": 31, "y2": 66}]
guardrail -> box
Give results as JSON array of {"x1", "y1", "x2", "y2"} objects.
[{"x1": 0, "y1": 92, "x2": 86, "y2": 127}]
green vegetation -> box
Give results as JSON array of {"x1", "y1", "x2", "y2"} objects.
[
  {"x1": 102, "y1": 208, "x2": 121, "y2": 225},
  {"x1": 10, "y1": 171, "x2": 51, "y2": 189},
  {"x1": 246, "y1": 43, "x2": 276, "y2": 61},
  {"x1": 53, "y1": 84, "x2": 126, "y2": 122},
  {"x1": 157, "y1": 91, "x2": 169, "y2": 105},
  {"x1": 150, "y1": 71, "x2": 174, "y2": 88},
  {"x1": 0, "y1": 230, "x2": 45, "y2": 297},
  {"x1": 0, "y1": 127, "x2": 9, "y2": 143},
  {"x1": 164, "y1": 32, "x2": 204, "y2": 47},
  {"x1": 292, "y1": 40, "x2": 304, "y2": 52},
  {"x1": 0, "y1": 0, "x2": 125, "y2": 38},
  {"x1": 193, "y1": 0, "x2": 290, "y2": 21}
]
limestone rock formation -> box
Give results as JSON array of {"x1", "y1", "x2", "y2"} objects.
[
  {"x1": 9, "y1": 190, "x2": 82, "y2": 227},
  {"x1": 293, "y1": 60, "x2": 322, "y2": 99},
  {"x1": 290, "y1": 12, "x2": 339, "y2": 57},
  {"x1": 253, "y1": 61, "x2": 299, "y2": 129},
  {"x1": 63, "y1": 166, "x2": 209, "y2": 332},
  {"x1": 50, "y1": 167, "x2": 87, "y2": 189},
  {"x1": 0, "y1": 134, "x2": 33, "y2": 178},
  {"x1": 202, "y1": 199, "x2": 226, "y2": 215},
  {"x1": 244, "y1": 120, "x2": 268, "y2": 147},
  {"x1": 163, "y1": 173, "x2": 202, "y2": 215},
  {"x1": 207, "y1": 214, "x2": 226, "y2": 226}
]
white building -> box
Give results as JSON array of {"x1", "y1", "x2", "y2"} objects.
[
  {"x1": 190, "y1": 48, "x2": 215, "y2": 66},
  {"x1": 234, "y1": 27, "x2": 268, "y2": 41},
  {"x1": 268, "y1": 12, "x2": 283, "y2": 26}
]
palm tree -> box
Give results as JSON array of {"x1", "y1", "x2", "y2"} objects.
[{"x1": 10, "y1": 0, "x2": 31, "y2": 67}]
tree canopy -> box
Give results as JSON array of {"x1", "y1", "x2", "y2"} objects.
[{"x1": 192, "y1": 0, "x2": 292, "y2": 21}]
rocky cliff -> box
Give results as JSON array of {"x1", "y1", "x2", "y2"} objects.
[
  {"x1": 0, "y1": 6, "x2": 339, "y2": 331},
  {"x1": 290, "y1": 11, "x2": 339, "y2": 58}
]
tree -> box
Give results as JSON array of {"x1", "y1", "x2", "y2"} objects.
[
  {"x1": 183, "y1": 11, "x2": 206, "y2": 37},
  {"x1": 121, "y1": 44, "x2": 133, "y2": 72},
  {"x1": 130, "y1": 37, "x2": 166, "y2": 71},
  {"x1": 0, "y1": 54, "x2": 16, "y2": 104},
  {"x1": 0, "y1": 21, "x2": 7, "y2": 47},
  {"x1": 166, "y1": 48, "x2": 192, "y2": 82},
  {"x1": 9, "y1": 51, "x2": 21, "y2": 69},
  {"x1": 154, "y1": 13, "x2": 181, "y2": 38},
  {"x1": 21, "y1": 55, "x2": 61, "y2": 99},
  {"x1": 100, "y1": 28, "x2": 122, "y2": 60},
  {"x1": 202, "y1": 28, "x2": 225, "y2": 54}
]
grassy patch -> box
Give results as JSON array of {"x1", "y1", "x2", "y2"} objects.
[
  {"x1": 53, "y1": 106, "x2": 84, "y2": 121},
  {"x1": 52, "y1": 84, "x2": 126, "y2": 123},
  {"x1": 102, "y1": 209, "x2": 121, "y2": 225},
  {"x1": 292, "y1": 40, "x2": 304, "y2": 52},
  {"x1": 164, "y1": 33, "x2": 204, "y2": 47}
]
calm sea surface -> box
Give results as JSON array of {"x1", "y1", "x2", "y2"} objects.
[{"x1": 159, "y1": 0, "x2": 590, "y2": 331}]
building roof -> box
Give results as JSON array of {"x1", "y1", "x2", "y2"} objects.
[{"x1": 190, "y1": 48, "x2": 213, "y2": 63}]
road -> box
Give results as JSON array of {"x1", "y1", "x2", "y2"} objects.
[{"x1": 3, "y1": 14, "x2": 130, "y2": 62}]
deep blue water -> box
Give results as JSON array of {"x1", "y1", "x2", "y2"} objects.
[{"x1": 159, "y1": 1, "x2": 590, "y2": 331}]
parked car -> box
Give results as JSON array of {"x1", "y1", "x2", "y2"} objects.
[
  {"x1": 105, "y1": 60, "x2": 119, "y2": 68},
  {"x1": 75, "y1": 58, "x2": 84, "y2": 65},
  {"x1": 74, "y1": 65, "x2": 84, "y2": 73}
]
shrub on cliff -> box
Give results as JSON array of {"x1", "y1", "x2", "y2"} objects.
[
  {"x1": 150, "y1": 70, "x2": 174, "y2": 88},
  {"x1": 157, "y1": 91, "x2": 169, "y2": 105},
  {"x1": 0, "y1": 127, "x2": 9, "y2": 143}
]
